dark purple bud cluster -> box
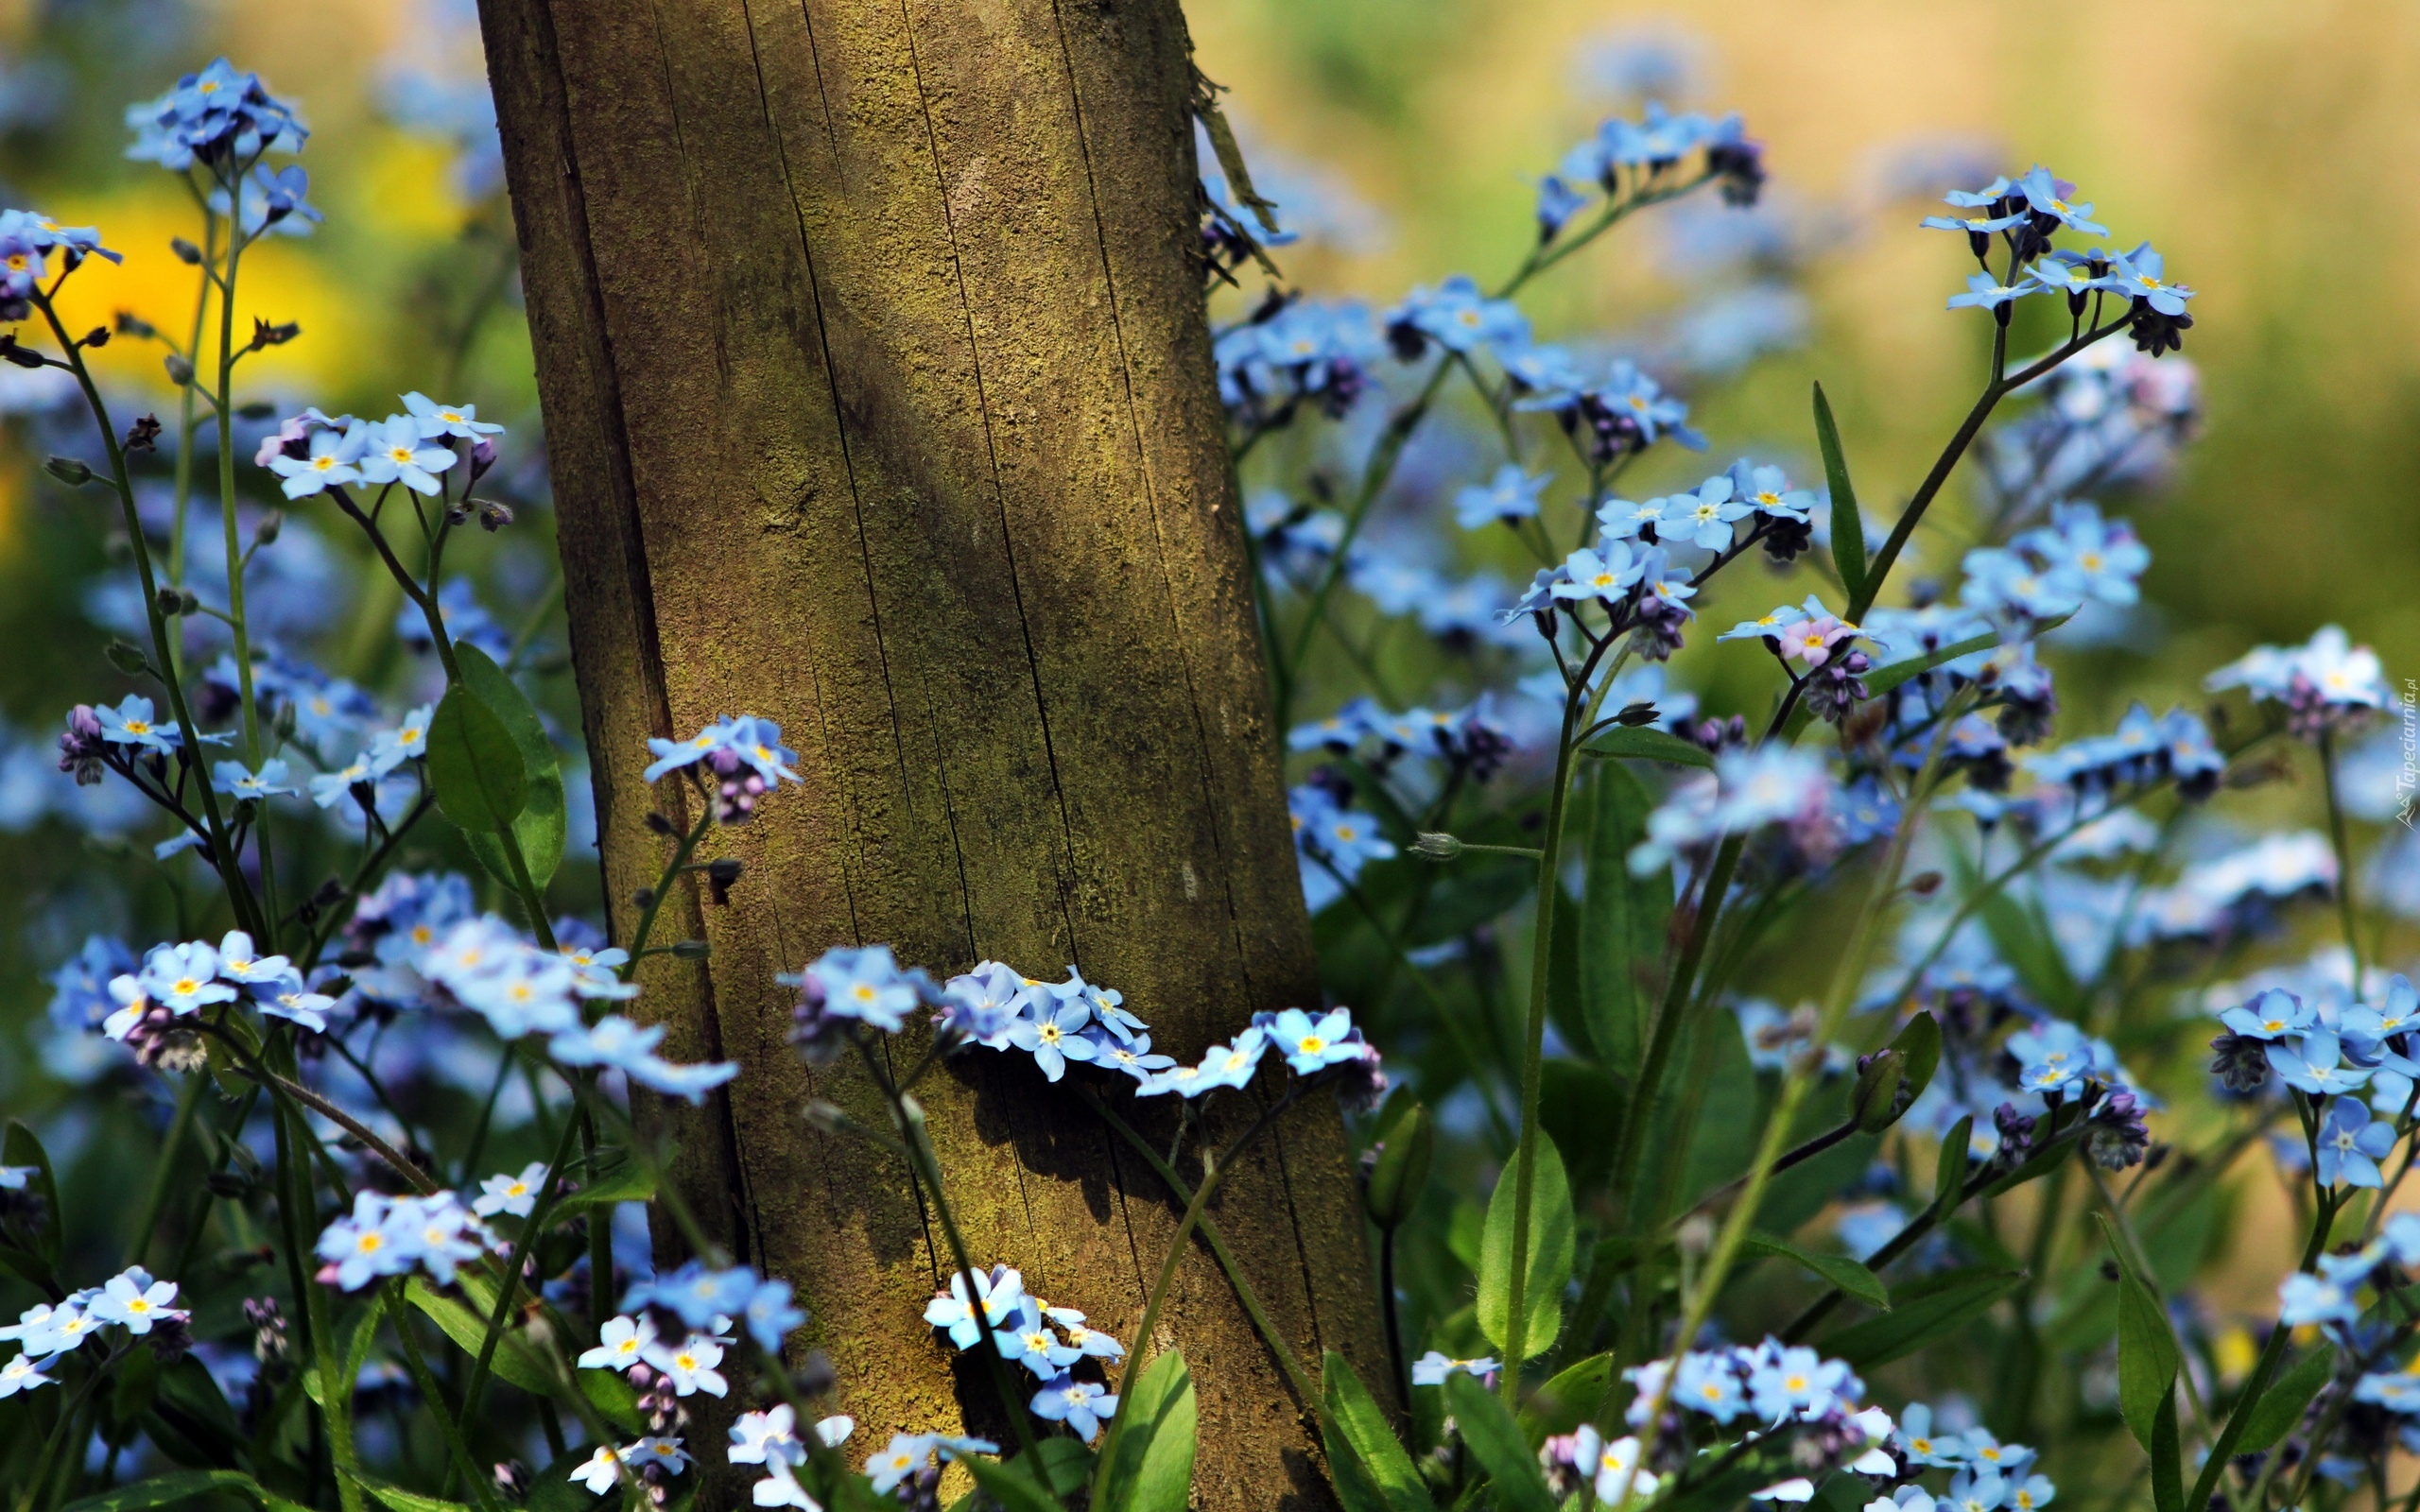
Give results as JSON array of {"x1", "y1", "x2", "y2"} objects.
[{"x1": 2207, "y1": 1032, "x2": 2272, "y2": 1096}]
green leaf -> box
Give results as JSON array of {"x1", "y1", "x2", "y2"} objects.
[
  {"x1": 1521, "y1": 1352, "x2": 1613, "y2": 1440},
  {"x1": 5, "y1": 1120, "x2": 62, "y2": 1268},
  {"x1": 2152, "y1": 1383, "x2": 2183, "y2": 1512},
  {"x1": 1820, "y1": 1268, "x2": 2023, "y2": 1368},
  {"x1": 1322, "y1": 1422, "x2": 1392, "y2": 1512},
  {"x1": 2100, "y1": 1214, "x2": 2181, "y2": 1452},
  {"x1": 1741, "y1": 1231, "x2": 1890, "y2": 1311},
  {"x1": 1581, "y1": 726, "x2": 1713, "y2": 768},
  {"x1": 426, "y1": 681, "x2": 527, "y2": 834},
  {"x1": 1096, "y1": 1350, "x2": 1196, "y2": 1512},
  {"x1": 2235, "y1": 1343, "x2": 2335, "y2": 1453},
  {"x1": 1024, "y1": 1440, "x2": 1094, "y2": 1499},
  {"x1": 1477, "y1": 1139, "x2": 1575, "y2": 1361},
  {"x1": 1889, "y1": 1013, "x2": 1942, "y2": 1108},
  {"x1": 1443, "y1": 1373, "x2": 1556, "y2": 1512},
  {"x1": 1581, "y1": 763, "x2": 1669, "y2": 1077},
  {"x1": 1813, "y1": 383, "x2": 1865, "y2": 603},
  {"x1": 405, "y1": 1277, "x2": 555, "y2": 1396},
  {"x1": 361, "y1": 1481, "x2": 474, "y2": 1512},
  {"x1": 1934, "y1": 1116, "x2": 1975, "y2": 1226},
  {"x1": 959, "y1": 1453, "x2": 1064, "y2": 1512},
  {"x1": 552, "y1": 1157, "x2": 657, "y2": 1217},
  {"x1": 60, "y1": 1471, "x2": 268, "y2": 1512},
  {"x1": 453, "y1": 644, "x2": 567, "y2": 890},
  {"x1": 1322, "y1": 1349, "x2": 1434, "y2": 1512},
  {"x1": 579, "y1": 1365, "x2": 648, "y2": 1435},
  {"x1": 1865, "y1": 632, "x2": 2000, "y2": 700}
]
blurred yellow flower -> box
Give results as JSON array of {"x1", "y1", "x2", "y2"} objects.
[
  {"x1": 352, "y1": 134, "x2": 474, "y2": 242},
  {"x1": 39, "y1": 191, "x2": 368, "y2": 398}
]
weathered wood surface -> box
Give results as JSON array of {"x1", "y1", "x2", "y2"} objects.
[{"x1": 475, "y1": 0, "x2": 1385, "y2": 1501}]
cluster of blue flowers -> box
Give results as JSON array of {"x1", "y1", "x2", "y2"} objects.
[
  {"x1": 1215, "y1": 100, "x2": 1757, "y2": 448},
  {"x1": 258, "y1": 393, "x2": 502, "y2": 501},
  {"x1": 641, "y1": 713, "x2": 803, "y2": 825},
  {"x1": 787, "y1": 942, "x2": 1385, "y2": 1108},
  {"x1": 2207, "y1": 625, "x2": 2394, "y2": 739},
  {"x1": 0, "y1": 208, "x2": 114, "y2": 320},
  {"x1": 920, "y1": 1263, "x2": 1124, "y2": 1444},
  {"x1": 2206, "y1": 976, "x2": 2420, "y2": 1183},
  {"x1": 0, "y1": 1266, "x2": 189, "y2": 1398},
  {"x1": 1923, "y1": 165, "x2": 2194, "y2": 353},
  {"x1": 1288, "y1": 696, "x2": 1515, "y2": 781},
  {"x1": 724, "y1": 1404, "x2": 859, "y2": 1510},
  {"x1": 314, "y1": 1189, "x2": 494, "y2": 1291},
  {"x1": 1960, "y1": 501, "x2": 2149, "y2": 625},
  {"x1": 124, "y1": 57, "x2": 308, "y2": 170},
  {"x1": 97, "y1": 931, "x2": 336, "y2": 1053},
  {"x1": 1596, "y1": 1339, "x2": 1898, "y2": 1504}
]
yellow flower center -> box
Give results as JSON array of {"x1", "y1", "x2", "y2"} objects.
[
  {"x1": 1299, "y1": 1036, "x2": 1324, "y2": 1055},
  {"x1": 125, "y1": 720, "x2": 151, "y2": 734},
  {"x1": 172, "y1": 977, "x2": 202, "y2": 996}
]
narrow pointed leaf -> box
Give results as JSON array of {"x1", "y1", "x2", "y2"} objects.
[
  {"x1": 1933, "y1": 1116, "x2": 1974, "y2": 1225},
  {"x1": 1819, "y1": 1268, "x2": 2022, "y2": 1367},
  {"x1": 1581, "y1": 726, "x2": 1713, "y2": 768},
  {"x1": 2152, "y1": 1383, "x2": 2184, "y2": 1512},
  {"x1": 1813, "y1": 383, "x2": 1865, "y2": 603},
  {"x1": 1741, "y1": 1231, "x2": 1889, "y2": 1311}
]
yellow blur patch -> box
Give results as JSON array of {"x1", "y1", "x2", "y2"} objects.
[
  {"x1": 353, "y1": 134, "x2": 472, "y2": 242},
  {"x1": 2211, "y1": 1325, "x2": 2256, "y2": 1386},
  {"x1": 33, "y1": 191, "x2": 369, "y2": 399}
]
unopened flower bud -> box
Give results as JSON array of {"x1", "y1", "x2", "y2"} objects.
[
  {"x1": 253, "y1": 510, "x2": 284, "y2": 547},
  {"x1": 1409, "y1": 832, "x2": 1463, "y2": 860},
  {"x1": 669, "y1": 939, "x2": 712, "y2": 960},
  {"x1": 164, "y1": 353, "x2": 194, "y2": 387},
  {"x1": 43, "y1": 455, "x2": 93, "y2": 487},
  {"x1": 170, "y1": 237, "x2": 203, "y2": 265}
]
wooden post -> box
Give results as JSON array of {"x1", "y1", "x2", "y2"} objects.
[{"x1": 474, "y1": 0, "x2": 1385, "y2": 1500}]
